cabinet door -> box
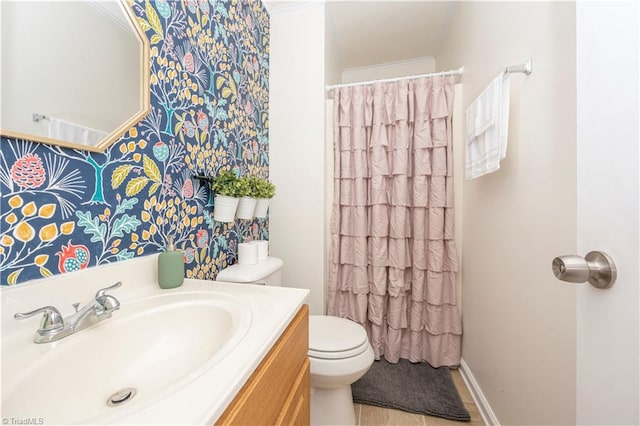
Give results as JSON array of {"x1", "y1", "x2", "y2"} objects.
[
  {"x1": 216, "y1": 305, "x2": 309, "y2": 425},
  {"x1": 276, "y1": 358, "x2": 310, "y2": 426}
]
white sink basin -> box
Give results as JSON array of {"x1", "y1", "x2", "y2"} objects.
[
  {"x1": 1, "y1": 291, "x2": 252, "y2": 425},
  {"x1": 0, "y1": 256, "x2": 309, "y2": 425}
]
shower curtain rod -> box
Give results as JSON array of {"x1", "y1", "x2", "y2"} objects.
[
  {"x1": 326, "y1": 59, "x2": 533, "y2": 91},
  {"x1": 325, "y1": 67, "x2": 464, "y2": 91}
]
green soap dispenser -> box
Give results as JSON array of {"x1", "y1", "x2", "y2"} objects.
[{"x1": 158, "y1": 235, "x2": 184, "y2": 289}]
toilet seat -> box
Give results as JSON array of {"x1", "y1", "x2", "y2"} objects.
[{"x1": 308, "y1": 315, "x2": 369, "y2": 360}]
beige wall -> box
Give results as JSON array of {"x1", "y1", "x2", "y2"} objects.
[
  {"x1": 437, "y1": 2, "x2": 578, "y2": 425},
  {"x1": 269, "y1": 3, "x2": 327, "y2": 315},
  {"x1": 325, "y1": 5, "x2": 343, "y2": 88},
  {"x1": 341, "y1": 56, "x2": 435, "y2": 83},
  {"x1": 324, "y1": 6, "x2": 343, "y2": 313}
]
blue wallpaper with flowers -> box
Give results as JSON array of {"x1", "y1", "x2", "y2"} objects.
[{"x1": 0, "y1": 0, "x2": 269, "y2": 286}]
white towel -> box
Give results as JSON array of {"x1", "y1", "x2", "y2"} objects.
[
  {"x1": 465, "y1": 72, "x2": 511, "y2": 179},
  {"x1": 48, "y1": 117, "x2": 108, "y2": 146}
]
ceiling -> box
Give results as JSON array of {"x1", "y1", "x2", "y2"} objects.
[
  {"x1": 87, "y1": 0, "x2": 135, "y2": 34},
  {"x1": 264, "y1": 1, "x2": 456, "y2": 70}
]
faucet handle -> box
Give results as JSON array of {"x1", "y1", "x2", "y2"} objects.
[
  {"x1": 95, "y1": 281, "x2": 122, "y2": 312},
  {"x1": 14, "y1": 306, "x2": 64, "y2": 333},
  {"x1": 95, "y1": 281, "x2": 122, "y2": 299}
]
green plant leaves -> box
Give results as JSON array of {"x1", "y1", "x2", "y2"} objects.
[
  {"x1": 212, "y1": 173, "x2": 275, "y2": 198},
  {"x1": 211, "y1": 170, "x2": 239, "y2": 196},
  {"x1": 248, "y1": 177, "x2": 276, "y2": 198}
]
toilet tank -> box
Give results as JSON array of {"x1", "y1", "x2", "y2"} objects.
[{"x1": 215, "y1": 257, "x2": 284, "y2": 286}]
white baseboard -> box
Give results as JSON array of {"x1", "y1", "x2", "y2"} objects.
[{"x1": 459, "y1": 358, "x2": 500, "y2": 426}]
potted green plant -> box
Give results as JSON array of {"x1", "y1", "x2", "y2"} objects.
[
  {"x1": 235, "y1": 176, "x2": 257, "y2": 219},
  {"x1": 253, "y1": 178, "x2": 276, "y2": 218},
  {"x1": 211, "y1": 170, "x2": 244, "y2": 222}
]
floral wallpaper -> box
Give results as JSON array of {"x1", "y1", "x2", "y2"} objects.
[{"x1": 0, "y1": 0, "x2": 270, "y2": 286}]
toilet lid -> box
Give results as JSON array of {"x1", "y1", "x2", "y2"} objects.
[
  {"x1": 308, "y1": 339, "x2": 369, "y2": 360},
  {"x1": 308, "y1": 316, "x2": 369, "y2": 359}
]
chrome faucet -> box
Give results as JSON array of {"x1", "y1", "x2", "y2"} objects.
[{"x1": 14, "y1": 281, "x2": 122, "y2": 344}]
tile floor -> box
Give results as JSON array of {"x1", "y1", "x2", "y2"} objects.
[{"x1": 354, "y1": 369, "x2": 484, "y2": 426}]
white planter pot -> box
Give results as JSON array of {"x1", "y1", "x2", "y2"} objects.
[
  {"x1": 254, "y1": 198, "x2": 269, "y2": 218},
  {"x1": 213, "y1": 195, "x2": 239, "y2": 222},
  {"x1": 236, "y1": 197, "x2": 257, "y2": 219}
]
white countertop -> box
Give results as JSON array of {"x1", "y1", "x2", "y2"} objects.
[{"x1": 0, "y1": 255, "x2": 309, "y2": 425}]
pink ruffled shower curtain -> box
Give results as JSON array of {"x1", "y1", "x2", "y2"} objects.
[{"x1": 327, "y1": 76, "x2": 462, "y2": 367}]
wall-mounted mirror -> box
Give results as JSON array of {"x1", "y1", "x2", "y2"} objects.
[{"x1": 0, "y1": 0, "x2": 150, "y2": 153}]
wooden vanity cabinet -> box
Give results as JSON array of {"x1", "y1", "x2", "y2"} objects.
[{"x1": 215, "y1": 305, "x2": 310, "y2": 426}]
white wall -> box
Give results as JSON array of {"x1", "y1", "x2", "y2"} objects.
[
  {"x1": 269, "y1": 3, "x2": 327, "y2": 315},
  {"x1": 0, "y1": 1, "x2": 139, "y2": 138},
  {"x1": 437, "y1": 3, "x2": 578, "y2": 425},
  {"x1": 576, "y1": 2, "x2": 640, "y2": 424}
]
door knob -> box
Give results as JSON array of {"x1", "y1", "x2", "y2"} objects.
[{"x1": 552, "y1": 251, "x2": 616, "y2": 289}]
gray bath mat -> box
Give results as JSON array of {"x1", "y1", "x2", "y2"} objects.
[{"x1": 351, "y1": 357, "x2": 471, "y2": 422}]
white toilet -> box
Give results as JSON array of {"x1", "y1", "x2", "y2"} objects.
[{"x1": 216, "y1": 256, "x2": 374, "y2": 426}]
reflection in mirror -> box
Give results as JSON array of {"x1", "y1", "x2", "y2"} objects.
[{"x1": 0, "y1": 0, "x2": 149, "y2": 152}]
